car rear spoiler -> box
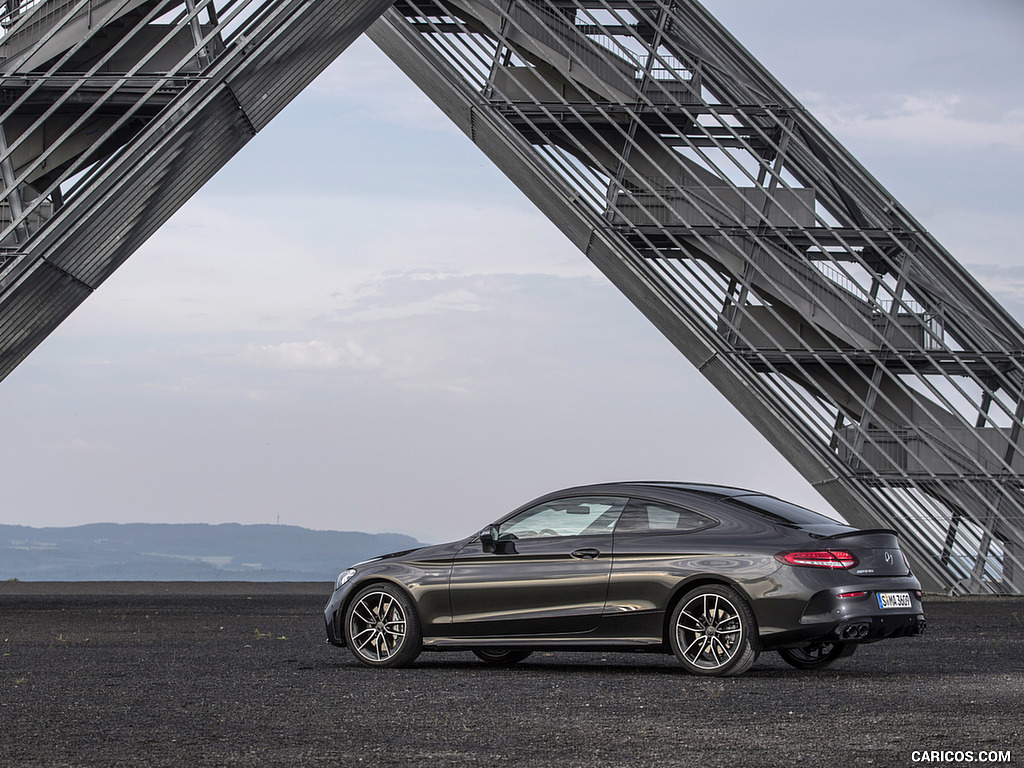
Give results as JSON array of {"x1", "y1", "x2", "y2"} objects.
[{"x1": 818, "y1": 528, "x2": 900, "y2": 541}]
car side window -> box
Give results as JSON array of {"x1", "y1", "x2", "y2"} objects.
[
  {"x1": 616, "y1": 500, "x2": 717, "y2": 534},
  {"x1": 498, "y1": 497, "x2": 627, "y2": 540}
]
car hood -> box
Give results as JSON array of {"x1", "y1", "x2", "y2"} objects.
[{"x1": 352, "y1": 538, "x2": 469, "y2": 568}]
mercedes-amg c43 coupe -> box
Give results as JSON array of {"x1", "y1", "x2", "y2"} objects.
[{"x1": 324, "y1": 482, "x2": 926, "y2": 676}]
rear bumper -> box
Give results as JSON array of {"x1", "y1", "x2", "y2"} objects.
[
  {"x1": 761, "y1": 586, "x2": 926, "y2": 649},
  {"x1": 826, "y1": 610, "x2": 926, "y2": 642}
]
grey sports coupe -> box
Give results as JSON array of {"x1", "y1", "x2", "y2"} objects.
[{"x1": 324, "y1": 482, "x2": 926, "y2": 676}]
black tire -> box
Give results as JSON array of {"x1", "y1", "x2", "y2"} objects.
[
  {"x1": 669, "y1": 584, "x2": 759, "y2": 677},
  {"x1": 472, "y1": 649, "x2": 533, "y2": 666},
  {"x1": 778, "y1": 642, "x2": 857, "y2": 670},
  {"x1": 344, "y1": 583, "x2": 422, "y2": 668}
]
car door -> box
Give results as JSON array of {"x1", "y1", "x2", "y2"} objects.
[
  {"x1": 447, "y1": 496, "x2": 627, "y2": 637},
  {"x1": 603, "y1": 499, "x2": 720, "y2": 632}
]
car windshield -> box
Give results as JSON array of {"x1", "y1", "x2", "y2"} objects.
[{"x1": 726, "y1": 494, "x2": 842, "y2": 527}]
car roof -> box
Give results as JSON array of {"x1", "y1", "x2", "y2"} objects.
[
  {"x1": 544, "y1": 481, "x2": 766, "y2": 501},
  {"x1": 518, "y1": 482, "x2": 849, "y2": 530}
]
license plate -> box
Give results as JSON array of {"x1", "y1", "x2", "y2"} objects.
[{"x1": 877, "y1": 592, "x2": 911, "y2": 609}]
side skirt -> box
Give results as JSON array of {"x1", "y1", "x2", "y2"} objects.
[{"x1": 422, "y1": 636, "x2": 666, "y2": 652}]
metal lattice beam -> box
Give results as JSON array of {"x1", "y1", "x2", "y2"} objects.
[
  {"x1": 366, "y1": 0, "x2": 1024, "y2": 594},
  {"x1": 0, "y1": 0, "x2": 394, "y2": 379}
]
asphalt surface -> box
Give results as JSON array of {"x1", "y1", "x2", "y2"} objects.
[{"x1": 0, "y1": 582, "x2": 1021, "y2": 768}]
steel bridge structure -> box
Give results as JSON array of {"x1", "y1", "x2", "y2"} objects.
[{"x1": 1, "y1": 0, "x2": 1021, "y2": 594}]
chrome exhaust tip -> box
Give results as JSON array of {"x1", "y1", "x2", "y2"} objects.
[{"x1": 841, "y1": 623, "x2": 870, "y2": 639}]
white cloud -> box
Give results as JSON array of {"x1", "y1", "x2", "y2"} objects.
[
  {"x1": 61, "y1": 191, "x2": 590, "y2": 340},
  {"x1": 808, "y1": 92, "x2": 1024, "y2": 152},
  {"x1": 154, "y1": 375, "x2": 274, "y2": 402},
  {"x1": 966, "y1": 266, "x2": 1024, "y2": 304},
  {"x1": 238, "y1": 340, "x2": 382, "y2": 371},
  {"x1": 927, "y1": 210, "x2": 1024, "y2": 272},
  {"x1": 342, "y1": 287, "x2": 483, "y2": 322}
]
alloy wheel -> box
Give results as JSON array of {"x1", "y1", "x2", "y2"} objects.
[
  {"x1": 675, "y1": 591, "x2": 744, "y2": 671},
  {"x1": 348, "y1": 590, "x2": 409, "y2": 663}
]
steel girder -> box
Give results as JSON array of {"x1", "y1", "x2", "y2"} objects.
[
  {"x1": 0, "y1": 0, "x2": 394, "y2": 380},
  {"x1": 367, "y1": 0, "x2": 1024, "y2": 594}
]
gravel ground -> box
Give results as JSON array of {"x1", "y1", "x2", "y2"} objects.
[{"x1": 0, "y1": 582, "x2": 1021, "y2": 768}]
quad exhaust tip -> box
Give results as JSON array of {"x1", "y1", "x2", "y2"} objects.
[{"x1": 841, "y1": 623, "x2": 870, "y2": 639}]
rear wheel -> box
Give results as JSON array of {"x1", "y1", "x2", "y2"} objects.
[
  {"x1": 670, "y1": 584, "x2": 759, "y2": 677},
  {"x1": 344, "y1": 583, "x2": 422, "y2": 668},
  {"x1": 472, "y1": 649, "x2": 533, "y2": 666},
  {"x1": 778, "y1": 642, "x2": 856, "y2": 670}
]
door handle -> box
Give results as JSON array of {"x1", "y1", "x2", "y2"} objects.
[{"x1": 571, "y1": 548, "x2": 601, "y2": 560}]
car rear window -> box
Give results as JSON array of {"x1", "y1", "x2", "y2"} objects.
[
  {"x1": 726, "y1": 495, "x2": 840, "y2": 526},
  {"x1": 616, "y1": 502, "x2": 716, "y2": 533}
]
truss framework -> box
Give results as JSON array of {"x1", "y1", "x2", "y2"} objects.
[
  {"x1": 1, "y1": 0, "x2": 1021, "y2": 594},
  {"x1": 0, "y1": 0, "x2": 392, "y2": 376},
  {"x1": 366, "y1": 0, "x2": 1024, "y2": 594}
]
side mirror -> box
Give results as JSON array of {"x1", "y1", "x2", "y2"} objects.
[{"x1": 480, "y1": 525, "x2": 499, "y2": 553}]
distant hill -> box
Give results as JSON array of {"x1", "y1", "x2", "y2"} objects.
[{"x1": 0, "y1": 523, "x2": 423, "y2": 581}]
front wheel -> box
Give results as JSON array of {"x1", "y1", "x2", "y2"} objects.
[
  {"x1": 670, "y1": 584, "x2": 759, "y2": 677},
  {"x1": 344, "y1": 583, "x2": 422, "y2": 668},
  {"x1": 472, "y1": 649, "x2": 533, "y2": 666},
  {"x1": 778, "y1": 642, "x2": 856, "y2": 670}
]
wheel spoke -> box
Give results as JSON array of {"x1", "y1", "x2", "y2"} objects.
[
  {"x1": 354, "y1": 633, "x2": 377, "y2": 652},
  {"x1": 681, "y1": 608, "x2": 704, "y2": 624},
  {"x1": 692, "y1": 634, "x2": 708, "y2": 663},
  {"x1": 708, "y1": 638, "x2": 724, "y2": 663},
  {"x1": 353, "y1": 605, "x2": 375, "y2": 624},
  {"x1": 711, "y1": 636, "x2": 732, "y2": 660},
  {"x1": 683, "y1": 634, "x2": 706, "y2": 658}
]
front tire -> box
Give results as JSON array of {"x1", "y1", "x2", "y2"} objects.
[
  {"x1": 344, "y1": 583, "x2": 422, "y2": 668},
  {"x1": 670, "y1": 584, "x2": 759, "y2": 677},
  {"x1": 778, "y1": 642, "x2": 856, "y2": 670},
  {"x1": 472, "y1": 649, "x2": 533, "y2": 666}
]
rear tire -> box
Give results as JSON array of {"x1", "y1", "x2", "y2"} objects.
[
  {"x1": 778, "y1": 642, "x2": 856, "y2": 670},
  {"x1": 344, "y1": 583, "x2": 422, "y2": 668},
  {"x1": 670, "y1": 584, "x2": 759, "y2": 677},
  {"x1": 472, "y1": 649, "x2": 533, "y2": 666}
]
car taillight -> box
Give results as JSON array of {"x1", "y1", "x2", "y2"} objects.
[
  {"x1": 775, "y1": 550, "x2": 859, "y2": 569},
  {"x1": 837, "y1": 591, "x2": 867, "y2": 599}
]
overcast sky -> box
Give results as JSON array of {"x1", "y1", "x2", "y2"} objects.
[{"x1": 0, "y1": 0, "x2": 1021, "y2": 544}]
